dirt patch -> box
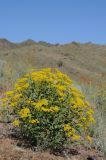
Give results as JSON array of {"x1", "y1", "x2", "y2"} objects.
[
  {"x1": 0, "y1": 119, "x2": 105, "y2": 160},
  {"x1": 0, "y1": 123, "x2": 105, "y2": 160},
  {"x1": 0, "y1": 137, "x2": 105, "y2": 160}
]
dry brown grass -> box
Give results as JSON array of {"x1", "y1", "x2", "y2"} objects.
[{"x1": 0, "y1": 39, "x2": 106, "y2": 88}]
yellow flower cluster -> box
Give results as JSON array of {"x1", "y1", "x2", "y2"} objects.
[
  {"x1": 29, "y1": 119, "x2": 40, "y2": 124},
  {"x1": 64, "y1": 124, "x2": 73, "y2": 131},
  {"x1": 5, "y1": 91, "x2": 13, "y2": 96},
  {"x1": 63, "y1": 124, "x2": 80, "y2": 140},
  {"x1": 13, "y1": 120, "x2": 20, "y2": 126},
  {"x1": 86, "y1": 135, "x2": 92, "y2": 143},
  {"x1": 34, "y1": 99, "x2": 48, "y2": 108},
  {"x1": 41, "y1": 106, "x2": 60, "y2": 113},
  {"x1": 1, "y1": 68, "x2": 95, "y2": 145},
  {"x1": 19, "y1": 108, "x2": 31, "y2": 118},
  {"x1": 31, "y1": 99, "x2": 60, "y2": 113}
]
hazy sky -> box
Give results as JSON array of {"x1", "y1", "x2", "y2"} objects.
[{"x1": 0, "y1": 0, "x2": 106, "y2": 44}]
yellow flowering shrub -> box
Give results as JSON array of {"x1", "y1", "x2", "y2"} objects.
[{"x1": 1, "y1": 68, "x2": 95, "y2": 149}]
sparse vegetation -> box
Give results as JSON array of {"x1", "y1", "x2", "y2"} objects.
[
  {"x1": 81, "y1": 84, "x2": 106, "y2": 156},
  {"x1": 0, "y1": 38, "x2": 106, "y2": 88}
]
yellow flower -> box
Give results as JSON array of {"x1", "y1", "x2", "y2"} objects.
[
  {"x1": 88, "y1": 116, "x2": 95, "y2": 123},
  {"x1": 64, "y1": 124, "x2": 75, "y2": 137},
  {"x1": 63, "y1": 124, "x2": 75, "y2": 132},
  {"x1": 64, "y1": 124, "x2": 71, "y2": 131},
  {"x1": 5, "y1": 91, "x2": 13, "y2": 96},
  {"x1": 57, "y1": 90, "x2": 64, "y2": 97},
  {"x1": 85, "y1": 100, "x2": 90, "y2": 106},
  {"x1": 35, "y1": 99, "x2": 48, "y2": 108},
  {"x1": 80, "y1": 117, "x2": 86, "y2": 122},
  {"x1": 75, "y1": 97, "x2": 85, "y2": 108},
  {"x1": 87, "y1": 108, "x2": 94, "y2": 115},
  {"x1": 41, "y1": 106, "x2": 59, "y2": 113},
  {"x1": 22, "y1": 83, "x2": 29, "y2": 89},
  {"x1": 86, "y1": 135, "x2": 92, "y2": 143},
  {"x1": 15, "y1": 86, "x2": 22, "y2": 91},
  {"x1": 42, "y1": 68, "x2": 51, "y2": 72},
  {"x1": 71, "y1": 87, "x2": 81, "y2": 94},
  {"x1": 10, "y1": 102, "x2": 18, "y2": 107},
  {"x1": 56, "y1": 85, "x2": 66, "y2": 91},
  {"x1": 17, "y1": 78, "x2": 27, "y2": 83},
  {"x1": 1, "y1": 97, "x2": 8, "y2": 102},
  {"x1": 41, "y1": 107, "x2": 50, "y2": 112},
  {"x1": 29, "y1": 119, "x2": 40, "y2": 124},
  {"x1": 67, "y1": 131, "x2": 73, "y2": 137},
  {"x1": 19, "y1": 108, "x2": 31, "y2": 118},
  {"x1": 15, "y1": 82, "x2": 29, "y2": 90},
  {"x1": 50, "y1": 106, "x2": 60, "y2": 112},
  {"x1": 72, "y1": 134, "x2": 80, "y2": 141},
  {"x1": 77, "y1": 123, "x2": 83, "y2": 127},
  {"x1": 41, "y1": 99, "x2": 48, "y2": 105},
  {"x1": 26, "y1": 100, "x2": 32, "y2": 104},
  {"x1": 13, "y1": 120, "x2": 20, "y2": 126},
  {"x1": 59, "y1": 97, "x2": 64, "y2": 101},
  {"x1": 1, "y1": 102, "x2": 7, "y2": 107},
  {"x1": 13, "y1": 94, "x2": 22, "y2": 100}
]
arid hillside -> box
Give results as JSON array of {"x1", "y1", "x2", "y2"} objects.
[
  {"x1": 0, "y1": 39, "x2": 106, "y2": 88},
  {"x1": 0, "y1": 39, "x2": 106, "y2": 160}
]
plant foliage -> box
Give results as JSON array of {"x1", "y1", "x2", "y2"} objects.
[{"x1": 1, "y1": 68, "x2": 95, "y2": 149}]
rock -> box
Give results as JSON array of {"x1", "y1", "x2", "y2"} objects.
[{"x1": 87, "y1": 155, "x2": 97, "y2": 160}]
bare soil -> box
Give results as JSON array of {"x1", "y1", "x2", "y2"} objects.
[
  {"x1": 0, "y1": 123, "x2": 105, "y2": 160},
  {"x1": 0, "y1": 137, "x2": 105, "y2": 160}
]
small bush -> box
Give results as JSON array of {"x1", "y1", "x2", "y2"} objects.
[
  {"x1": 1, "y1": 68, "x2": 95, "y2": 150},
  {"x1": 57, "y1": 60, "x2": 63, "y2": 67}
]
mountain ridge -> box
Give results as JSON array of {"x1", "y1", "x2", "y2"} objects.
[{"x1": 1, "y1": 38, "x2": 106, "y2": 47}]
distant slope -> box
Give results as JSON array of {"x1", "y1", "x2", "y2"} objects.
[{"x1": 0, "y1": 39, "x2": 106, "y2": 88}]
